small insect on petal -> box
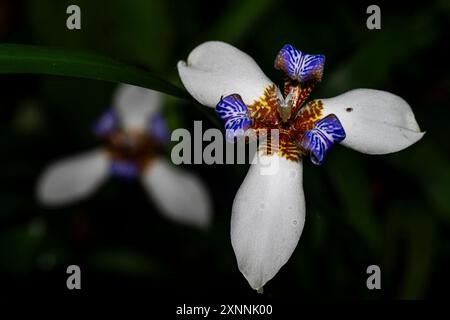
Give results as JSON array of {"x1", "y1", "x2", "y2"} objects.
[
  {"x1": 274, "y1": 44, "x2": 325, "y2": 82},
  {"x1": 319, "y1": 89, "x2": 425, "y2": 154},
  {"x1": 216, "y1": 94, "x2": 252, "y2": 141},
  {"x1": 299, "y1": 114, "x2": 346, "y2": 165}
]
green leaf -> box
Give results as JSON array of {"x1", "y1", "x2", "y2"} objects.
[
  {"x1": 27, "y1": 0, "x2": 175, "y2": 71},
  {"x1": 0, "y1": 44, "x2": 188, "y2": 99},
  {"x1": 387, "y1": 142, "x2": 450, "y2": 222},
  {"x1": 0, "y1": 220, "x2": 45, "y2": 274},
  {"x1": 323, "y1": 9, "x2": 439, "y2": 95},
  {"x1": 326, "y1": 149, "x2": 382, "y2": 255},
  {"x1": 384, "y1": 204, "x2": 436, "y2": 299}
]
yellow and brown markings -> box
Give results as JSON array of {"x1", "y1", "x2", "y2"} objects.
[
  {"x1": 103, "y1": 130, "x2": 160, "y2": 171},
  {"x1": 284, "y1": 78, "x2": 317, "y2": 116},
  {"x1": 247, "y1": 84, "x2": 280, "y2": 126},
  {"x1": 248, "y1": 91, "x2": 325, "y2": 162},
  {"x1": 258, "y1": 129, "x2": 301, "y2": 162},
  {"x1": 240, "y1": 78, "x2": 325, "y2": 162},
  {"x1": 291, "y1": 99, "x2": 323, "y2": 133}
]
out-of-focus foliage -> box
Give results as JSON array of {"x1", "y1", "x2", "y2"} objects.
[
  {"x1": 0, "y1": 0, "x2": 449, "y2": 299},
  {"x1": 0, "y1": 44, "x2": 188, "y2": 98}
]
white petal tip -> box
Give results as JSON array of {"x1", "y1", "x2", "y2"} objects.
[
  {"x1": 320, "y1": 89, "x2": 425, "y2": 154},
  {"x1": 240, "y1": 265, "x2": 270, "y2": 292},
  {"x1": 142, "y1": 160, "x2": 213, "y2": 229},
  {"x1": 176, "y1": 60, "x2": 186, "y2": 69},
  {"x1": 36, "y1": 150, "x2": 109, "y2": 206},
  {"x1": 363, "y1": 129, "x2": 425, "y2": 155},
  {"x1": 256, "y1": 287, "x2": 264, "y2": 294},
  {"x1": 177, "y1": 41, "x2": 273, "y2": 108},
  {"x1": 401, "y1": 129, "x2": 426, "y2": 149},
  {"x1": 231, "y1": 154, "x2": 305, "y2": 293},
  {"x1": 113, "y1": 84, "x2": 162, "y2": 130},
  {"x1": 36, "y1": 184, "x2": 67, "y2": 207},
  {"x1": 183, "y1": 206, "x2": 212, "y2": 230}
]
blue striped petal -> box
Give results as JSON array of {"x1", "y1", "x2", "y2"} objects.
[
  {"x1": 300, "y1": 114, "x2": 346, "y2": 165},
  {"x1": 216, "y1": 94, "x2": 252, "y2": 141},
  {"x1": 92, "y1": 109, "x2": 118, "y2": 137},
  {"x1": 275, "y1": 44, "x2": 325, "y2": 82}
]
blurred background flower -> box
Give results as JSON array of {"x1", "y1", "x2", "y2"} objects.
[
  {"x1": 0, "y1": 0, "x2": 449, "y2": 300},
  {"x1": 36, "y1": 84, "x2": 211, "y2": 228}
]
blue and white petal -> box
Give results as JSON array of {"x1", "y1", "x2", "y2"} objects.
[
  {"x1": 113, "y1": 84, "x2": 162, "y2": 130},
  {"x1": 231, "y1": 151, "x2": 305, "y2": 291},
  {"x1": 92, "y1": 109, "x2": 119, "y2": 137},
  {"x1": 318, "y1": 89, "x2": 425, "y2": 154},
  {"x1": 275, "y1": 44, "x2": 325, "y2": 82},
  {"x1": 216, "y1": 94, "x2": 252, "y2": 141},
  {"x1": 300, "y1": 114, "x2": 346, "y2": 165},
  {"x1": 178, "y1": 41, "x2": 275, "y2": 108},
  {"x1": 141, "y1": 159, "x2": 212, "y2": 229},
  {"x1": 36, "y1": 149, "x2": 110, "y2": 205}
]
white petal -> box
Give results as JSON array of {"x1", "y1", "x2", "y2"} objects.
[
  {"x1": 177, "y1": 41, "x2": 274, "y2": 108},
  {"x1": 36, "y1": 149, "x2": 110, "y2": 206},
  {"x1": 231, "y1": 153, "x2": 305, "y2": 290},
  {"x1": 320, "y1": 89, "x2": 425, "y2": 154},
  {"x1": 141, "y1": 158, "x2": 212, "y2": 229},
  {"x1": 113, "y1": 84, "x2": 162, "y2": 130}
]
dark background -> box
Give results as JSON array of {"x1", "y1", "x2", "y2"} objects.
[{"x1": 0, "y1": 0, "x2": 449, "y2": 301}]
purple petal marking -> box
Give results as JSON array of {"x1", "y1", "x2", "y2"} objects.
[
  {"x1": 275, "y1": 44, "x2": 325, "y2": 82},
  {"x1": 92, "y1": 108, "x2": 118, "y2": 137},
  {"x1": 147, "y1": 114, "x2": 170, "y2": 144},
  {"x1": 216, "y1": 94, "x2": 252, "y2": 141},
  {"x1": 300, "y1": 114, "x2": 346, "y2": 165},
  {"x1": 110, "y1": 160, "x2": 139, "y2": 180}
]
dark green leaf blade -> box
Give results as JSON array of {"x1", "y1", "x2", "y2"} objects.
[{"x1": 0, "y1": 44, "x2": 188, "y2": 99}]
